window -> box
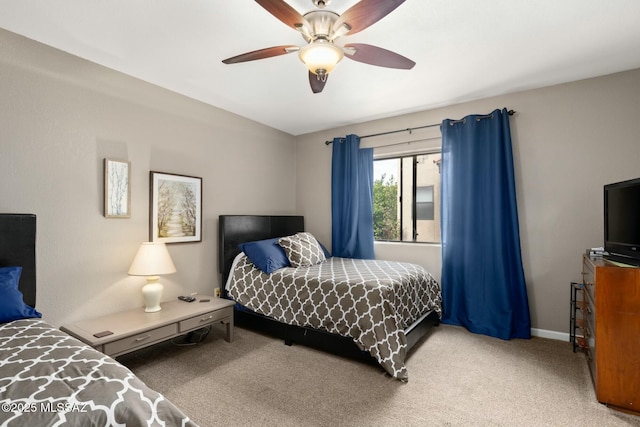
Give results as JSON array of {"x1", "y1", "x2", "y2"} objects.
[
  {"x1": 416, "y1": 186, "x2": 434, "y2": 220},
  {"x1": 373, "y1": 152, "x2": 441, "y2": 243}
]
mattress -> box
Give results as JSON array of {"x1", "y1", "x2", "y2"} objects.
[{"x1": 226, "y1": 254, "x2": 442, "y2": 380}]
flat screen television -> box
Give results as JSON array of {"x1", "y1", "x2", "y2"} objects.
[{"x1": 604, "y1": 177, "x2": 640, "y2": 266}]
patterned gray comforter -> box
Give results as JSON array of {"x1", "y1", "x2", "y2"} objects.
[
  {"x1": 227, "y1": 255, "x2": 442, "y2": 380},
  {"x1": 0, "y1": 319, "x2": 197, "y2": 427}
]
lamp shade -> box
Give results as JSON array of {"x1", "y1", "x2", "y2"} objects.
[
  {"x1": 299, "y1": 39, "x2": 343, "y2": 76},
  {"x1": 128, "y1": 242, "x2": 176, "y2": 276}
]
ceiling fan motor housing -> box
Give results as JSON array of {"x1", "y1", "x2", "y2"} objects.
[{"x1": 301, "y1": 10, "x2": 340, "y2": 42}]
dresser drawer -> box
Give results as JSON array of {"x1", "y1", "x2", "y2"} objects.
[
  {"x1": 582, "y1": 259, "x2": 596, "y2": 303},
  {"x1": 179, "y1": 307, "x2": 231, "y2": 332},
  {"x1": 584, "y1": 288, "x2": 596, "y2": 325},
  {"x1": 104, "y1": 324, "x2": 177, "y2": 355},
  {"x1": 584, "y1": 316, "x2": 595, "y2": 349}
]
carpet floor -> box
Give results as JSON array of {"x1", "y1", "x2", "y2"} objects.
[{"x1": 118, "y1": 323, "x2": 640, "y2": 427}]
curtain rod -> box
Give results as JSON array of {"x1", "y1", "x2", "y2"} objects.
[{"x1": 324, "y1": 109, "x2": 516, "y2": 145}]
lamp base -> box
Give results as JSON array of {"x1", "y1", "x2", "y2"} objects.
[{"x1": 142, "y1": 277, "x2": 163, "y2": 313}]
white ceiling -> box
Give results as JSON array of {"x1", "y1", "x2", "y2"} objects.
[{"x1": 1, "y1": 0, "x2": 640, "y2": 136}]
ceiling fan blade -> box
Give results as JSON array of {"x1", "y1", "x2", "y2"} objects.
[
  {"x1": 222, "y1": 45, "x2": 298, "y2": 64},
  {"x1": 333, "y1": 0, "x2": 406, "y2": 36},
  {"x1": 344, "y1": 43, "x2": 415, "y2": 69},
  {"x1": 255, "y1": 0, "x2": 307, "y2": 31},
  {"x1": 309, "y1": 71, "x2": 328, "y2": 94}
]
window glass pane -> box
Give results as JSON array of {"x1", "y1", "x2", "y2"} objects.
[
  {"x1": 373, "y1": 159, "x2": 400, "y2": 240},
  {"x1": 416, "y1": 185, "x2": 434, "y2": 220},
  {"x1": 415, "y1": 154, "x2": 441, "y2": 243},
  {"x1": 416, "y1": 202, "x2": 434, "y2": 220},
  {"x1": 373, "y1": 152, "x2": 441, "y2": 244},
  {"x1": 416, "y1": 186, "x2": 433, "y2": 202}
]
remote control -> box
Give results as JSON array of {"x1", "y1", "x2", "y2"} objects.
[{"x1": 178, "y1": 295, "x2": 196, "y2": 302}]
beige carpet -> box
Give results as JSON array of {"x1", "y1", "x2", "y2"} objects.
[{"x1": 119, "y1": 324, "x2": 640, "y2": 427}]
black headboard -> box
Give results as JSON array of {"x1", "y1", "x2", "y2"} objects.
[
  {"x1": 218, "y1": 215, "x2": 304, "y2": 292},
  {"x1": 0, "y1": 214, "x2": 37, "y2": 307}
]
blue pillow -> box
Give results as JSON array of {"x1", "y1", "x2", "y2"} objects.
[
  {"x1": 239, "y1": 238, "x2": 291, "y2": 274},
  {"x1": 318, "y1": 241, "x2": 331, "y2": 258},
  {"x1": 0, "y1": 266, "x2": 42, "y2": 323}
]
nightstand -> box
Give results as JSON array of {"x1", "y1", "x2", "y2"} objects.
[{"x1": 61, "y1": 296, "x2": 234, "y2": 357}]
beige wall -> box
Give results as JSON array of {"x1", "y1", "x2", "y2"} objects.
[
  {"x1": 4, "y1": 27, "x2": 640, "y2": 337},
  {"x1": 0, "y1": 30, "x2": 297, "y2": 326},
  {"x1": 295, "y1": 68, "x2": 640, "y2": 336}
]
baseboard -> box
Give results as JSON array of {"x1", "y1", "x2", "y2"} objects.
[{"x1": 531, "y1": 328, "x2": 569, "y2": 342}]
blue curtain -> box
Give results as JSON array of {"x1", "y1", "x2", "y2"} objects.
[
  {"x1": 331, "y1": 134, "x2": 375, "y2": 259},
  {"x1": 440, "y1": 108, "x2": 531, "y2": 339}
]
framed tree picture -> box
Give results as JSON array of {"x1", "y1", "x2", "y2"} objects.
[
  {"x1": 149, "y1": 171, "x2": 202, "y2": 243},
  {"x1": 104, "y1": 158, "x2": 131, "y2": 218}
]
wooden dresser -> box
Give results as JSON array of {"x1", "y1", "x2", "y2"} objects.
[{"x1": 581, "y1": 255, "x2": 640, "y2": 414}]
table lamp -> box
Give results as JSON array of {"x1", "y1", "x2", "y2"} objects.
[{"x1": 128, "y1": 242, "x2": 176, "y2": 312}]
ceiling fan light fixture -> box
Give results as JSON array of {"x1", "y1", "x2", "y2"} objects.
[{"x1": 298, "y1": 38, "x2": 343, "y2": 77}]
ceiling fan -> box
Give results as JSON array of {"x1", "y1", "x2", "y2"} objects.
[{"x1": 222, "y1": 0, "x2": 415, "y2": 93}]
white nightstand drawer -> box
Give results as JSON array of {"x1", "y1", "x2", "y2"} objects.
[
  {"x1": 179, "y1": 308, "x2": 231, "y2": 332},
  {"x1": 104, "y1": 324, "x2": 177, "y2": 355},
  {"x1": 61, "y1": 296, "x2": 234, "y2": 356}
]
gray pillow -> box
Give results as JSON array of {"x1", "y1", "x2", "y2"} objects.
[{"x1": 278, "y1": 232, "x2": 326, "y2": 267}]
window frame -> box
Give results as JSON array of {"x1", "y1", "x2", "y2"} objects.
[{"x1": 373, "y1": 149, "x2": 441, "y2": 244}]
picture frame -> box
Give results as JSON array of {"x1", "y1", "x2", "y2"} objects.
[
  {"x1": 149, "y1": 171, "x2": 202, "y2": 243},
  {"x1": 104, "y1": 158, "x2": 131, "y2": 218}
]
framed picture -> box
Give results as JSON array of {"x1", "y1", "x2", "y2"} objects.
[
  {"x1": 104, "y1": 158, "x2": 131, "y2": 218},
  {"x1": 149, "y1": 171, "x2": 202, "y2": 243}
]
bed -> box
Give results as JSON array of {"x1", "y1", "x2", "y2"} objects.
[
  {"x1": 218, "y1": 215, "x2": 442, "y2": 381},
  {"x1": 0, "y1": 213, "x2": 197, "y2": 427}
]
